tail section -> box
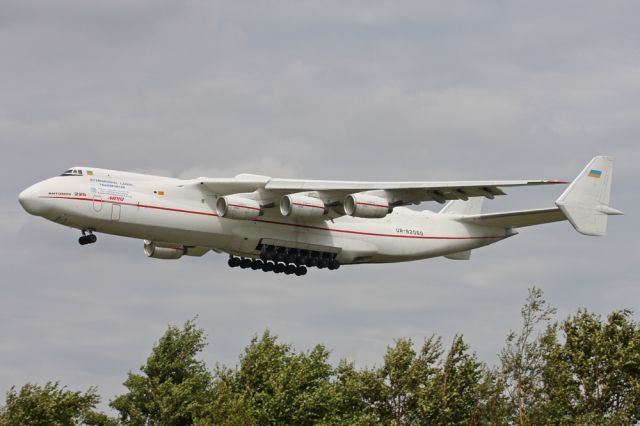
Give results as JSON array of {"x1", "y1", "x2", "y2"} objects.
[{"x1": 555, "y1": 156, "x2": 622, "y2": 236}]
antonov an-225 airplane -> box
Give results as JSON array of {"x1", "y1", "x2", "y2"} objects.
[{"x1": 18, "y1": 156, "x2": 621, "y2": 276}]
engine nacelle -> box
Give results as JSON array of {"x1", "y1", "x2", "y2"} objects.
[
  {"x1": 216, "y1": 196, "x2": 261, "y2": 220},
  {"x1": 280, "y1": 194, "x2": 326, "y2": 218},
  {"x1": 144, "y1": 240, "x2": 184, "y2": 260},
  {"x1": 344, "y1": 194, "x2": 391, "y2": 218}
]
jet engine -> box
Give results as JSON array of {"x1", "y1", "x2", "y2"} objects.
[
  {"x1": 216, "y1": 196, "x2": 261, "y2": 220},
  {"x1": 143, "y1": 240, "x2": 184, "y2": 259},
  {"x1": 344, "y1": 194, "x2": 392, "y2": 218},
  {"x1": 280, "y1": 194, "x2": 326, "y2": 218}
]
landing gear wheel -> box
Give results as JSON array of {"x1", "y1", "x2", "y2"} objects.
[
  {"x1": 240, "y1": 258, "x2": 252, "y2": 269},
  {"x1": 261, "y1": 245, "x2": 275, "y2": 261},
  {"x1": 228, "y1": 257, "x2": 241, "y2": 268},
  {"x1": 328, "y1": 260, "x2": 340, "y2": 270},
  {"x1": 274, "y1": 263, "x2": 285, "y2": 273},
  {"x1": 262, "y1": 262, "x2": 274, "y2": 272},
  {"x1": 295, "y1": 265, "x2": 307, "y2": 276},
  {"x1": 78, "y1": 231, "x2": 97, "y2": 245},
  {"x1": 251, "y1": 260, "x2": 263, "y2": 270},
  {"x1": 284, "y1": 264, "x2": 296, "y2": 275}
]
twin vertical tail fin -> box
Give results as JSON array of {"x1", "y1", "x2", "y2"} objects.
[
  {"x1": 555, "y1": 156, "x2": 622, "y2": 236},
  {"x1": 439, "y1": 196, "x2": 484, "y2": 215}
]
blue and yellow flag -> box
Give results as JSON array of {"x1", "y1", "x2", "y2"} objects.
[{"x1": 588, "y1": 169, "x2": 602, "y2": 178}]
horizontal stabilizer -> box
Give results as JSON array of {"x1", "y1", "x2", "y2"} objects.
[
  {"x1": 460, "y1": 207, "x2": 566, "y2": 229},
  {"x1": 439, "y1": 197, "x2": 484, "y2": 215}
]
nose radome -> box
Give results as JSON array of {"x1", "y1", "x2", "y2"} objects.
[{"x1": 18, "y1": 184, "x2": 48, "y2": 216}]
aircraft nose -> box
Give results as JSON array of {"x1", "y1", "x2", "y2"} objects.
[{"x1": 18, "y1": 183, "x2": 49, "y2": 216}]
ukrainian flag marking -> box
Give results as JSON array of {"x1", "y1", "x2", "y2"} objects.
[{"x1": 588, "y1": 169, "x2": 602, "y2": 178}]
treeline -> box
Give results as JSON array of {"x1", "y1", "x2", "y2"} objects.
[{"x1": 1, "y1": 288, "x2": 639, "y2": 425}]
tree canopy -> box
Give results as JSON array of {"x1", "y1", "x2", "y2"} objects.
[{"x1": 2, "y1": 288, "x2": 639, "y2": 425}]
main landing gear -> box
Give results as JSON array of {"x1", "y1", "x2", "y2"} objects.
[
  {"x1": 227, "y1": 245, "x2": 341, "y2": 277},
  {"x1": 78, "y1": 230, "x2": 97, "y2": 245},
  {"x1": 228, "y1": 256, "x2": 308, "y2": 276}
]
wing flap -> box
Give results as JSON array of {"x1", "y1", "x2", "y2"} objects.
[{"x1": 461, "y1": 207, "x2": 567, "y2": 228}]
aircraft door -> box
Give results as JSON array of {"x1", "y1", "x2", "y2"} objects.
[
  {"x1": 111, "y1": 203, "x2": 121, "y2": 221},
  {"x1": 93, "y1": 196, "x2": 103, "y2": 212}
]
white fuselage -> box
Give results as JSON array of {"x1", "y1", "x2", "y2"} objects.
[{"x1": 19, "y1": 168, "x2": 512, "y2": 264}]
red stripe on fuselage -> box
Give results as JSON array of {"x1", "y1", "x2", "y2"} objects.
[
  {"x1": 40, "y1": 196, "x2": 502, "y2": 240},
  {"x1": 40, "y1": 196, "x2": 219, "y2": 217},
  {"x1": 253, "y1": 218, "x2": 498, "y2": 240}
]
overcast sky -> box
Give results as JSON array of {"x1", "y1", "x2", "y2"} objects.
[{"x1": 1, "y1": 0, "x2": 639, "y2": 411}]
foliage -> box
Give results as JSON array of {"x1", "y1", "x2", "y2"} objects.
[
  {"x1": 109, "y1": 319, "x2": 214, "y2": 425},
  {"x1": 500, "y1": 287, "x2": 557, "y2": 425},
  {"x1": 534, "y1": 309, "x2": 640, "y2": 425},
  {"x1": 2, "y1": 289, "x2": 640, "y2": 425},
  {"x1": 208, "y1": 330, "x2": 337, "y2": 425},
  {"x1": 0, "y1": 381, "x2": 103, "y2": 426}
]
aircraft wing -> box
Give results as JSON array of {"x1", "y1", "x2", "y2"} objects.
[
  {"x1": 188, "y1": 175, "x2": 567, "y2": 206},
  {"x1": 264, "y1": 178, "x2": 567, "y2": 204},
  {"x1": 183, "y1": 174, "x2": 271, "y2": 195}
]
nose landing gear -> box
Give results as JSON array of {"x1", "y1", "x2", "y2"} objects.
[{"x1": 79, "y1": 230, "x2": 97, "y2": 245}]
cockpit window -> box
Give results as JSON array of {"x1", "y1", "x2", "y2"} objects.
[{"x1": 60, "y1": 169, "x2": 83, "y2": 176}]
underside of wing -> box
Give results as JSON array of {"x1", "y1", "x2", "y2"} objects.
[{"x1": 460, "y1": 207, "x2": 567, "y2": 228}]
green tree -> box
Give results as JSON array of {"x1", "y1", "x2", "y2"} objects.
[
  {"x1": 474, "y1": 367, "x2": 510, "y2": 425},
  {"x1": 500, "y1": 287, "x2": 556, "y2": 425},
  {"x1": 535, "y1": 309, "x2": 640, "y2": 425},
  {"x1": 209, "y1": 330, "x2": 337, "y2": 425},
  {"x1": 110, "y1": 319, "x2": 214, "y2": 426},
  {"x1": 413, "y1": 335, "x2": 492, "y2": 425},
  {"x1": 0, "y1": 381, "x2": 104, "y2": 426},
  {"x1": 381, "y1": 336, "x2": 442, "y2": 424},
  {"x1": 330, "y1": 360, "x2": 384, "y2": 425},
  {"x1": 331, "y1": 335, "x2": 493, "y2": 425},
  {"x1": 4, "y1": 291, "x2": 639, "y2": 426}
]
